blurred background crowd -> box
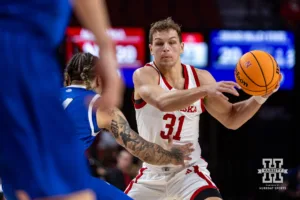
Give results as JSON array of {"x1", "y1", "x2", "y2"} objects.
[{"x1": 1, "y1": 0, "x2": 300, "y2": 199}]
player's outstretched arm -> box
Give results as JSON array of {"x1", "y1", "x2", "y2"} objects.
[
  {"x1": 133, "y1": 67, "x2": 209, "y2": 112},
  {"x1": 196, "y1": 69, "x2": 279, "y2": 130},
  {"x1": 96, "y1": 108, "x2": 193, "y2": 166},
  {"x1": 134, "y1": 67, "x2": 240, "y2": 112}
]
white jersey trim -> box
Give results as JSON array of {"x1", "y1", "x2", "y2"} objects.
[
  {"x1": 66, "y1": 85, "x2": 87, "y2": 89},
  {"x1": 62, "y1": 98, "x2": 73, "y2": 110},
  {"x1": 88, "y1": 94, "x2": 100, "y2": 136}
]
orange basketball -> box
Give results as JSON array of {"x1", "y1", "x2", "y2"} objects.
[{"x1": 234, "y1": 50, "x2": 281, "y2": 96}]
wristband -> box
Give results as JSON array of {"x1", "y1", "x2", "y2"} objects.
[{"x1": 253, "y1": 96, "x2": 267, "y2": 105}]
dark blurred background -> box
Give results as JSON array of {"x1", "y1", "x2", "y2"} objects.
[{"x1": 56, "y1": 0, "x2": 300, "y2": 200}]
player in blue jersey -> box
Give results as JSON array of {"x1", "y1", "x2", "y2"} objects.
[
  {"x1": 0, "y1": 0, "x2": 127, "y2": 200},
  {"x1": 61, "y1": 52, "x2": 194, "y2": 168}
]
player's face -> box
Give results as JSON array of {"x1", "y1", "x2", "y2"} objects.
[{"x1": 149, "y1": 29, "x2": 184, "y2": 68}]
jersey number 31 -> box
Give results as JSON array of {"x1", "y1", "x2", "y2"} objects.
[{"x1": 160, "y1": 114, "x2": 185, "y2": 141}]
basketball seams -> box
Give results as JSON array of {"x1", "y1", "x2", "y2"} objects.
[
  {"x1": 241, "y1": 78, "x2": 279, "y2": 94},
  {"x1": 249, "y1": 51, "x2": 268, "y2": 93},
  {"x1": 236, "y1": 50, "x2": 280, "y2": 96},
  {"x1": 238, "y1": 60, "x2": 264, "y2": 87},
  {"x1": 266, "y1": 52, "x2": 275, "y2": 86}
]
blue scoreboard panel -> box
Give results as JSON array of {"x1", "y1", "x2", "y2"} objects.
[{"x1": 209, "y1": 30, "x2": 295, "y2": 90}]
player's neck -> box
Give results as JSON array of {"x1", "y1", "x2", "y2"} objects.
[
  {"x1": 157, "y1": 61, "x2": 183, "y2": 81},
  {"x1": 70, "y1": 80, "x2": 85, "y2": 86}
]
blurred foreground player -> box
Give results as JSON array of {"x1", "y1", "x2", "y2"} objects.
[
  {"x1": 0, "y1": 0, "x2": 127, "y2": 200},
  {"x1": 16, "y1": 190, "x2": 95, "y2": 200},
  {"x1": 62, "y1": 52, "x2": 193, "y2": 168},
  {"x1": 128, "y1": 17, "x2": 281, "y2": 200}
]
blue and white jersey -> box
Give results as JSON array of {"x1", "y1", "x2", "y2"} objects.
[{"x1": 60, "y1": 85, "x2": 101, "y2": 150}]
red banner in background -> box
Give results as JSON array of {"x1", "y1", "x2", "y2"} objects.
[{"x1": 66, "y1": 27, "x2": 145, "y2": 68}]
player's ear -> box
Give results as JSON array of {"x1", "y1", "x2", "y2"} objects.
[
  {"x1": 180, "y1": 42, "x2": 184, "y2": 54},
  {"x1": 64, "y1": 74, "x2": 71, "y2": 86},
  {"x1": 149, "y1": 44, "x2": 153, "y2": 55},
  {"x1": 96, "y1": 76, "x2": 102, "y2": 88},
  {"x1": 92, "y1": 76, "x2": 99, "y2": 89}
]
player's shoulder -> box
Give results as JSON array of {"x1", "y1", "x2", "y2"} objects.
[
  {"x1": 134, "y1": 63, "x2": 159, "y2": 75},
  {"x1": 60, "y1": 86, "x2": 96, "y2": 98},
  {"x1": 192, "y1": 67, "x2": 210, "y2": 76},
  {"x1": 60, "y1": 87, "x2": 80, "y2": 94},
  {"x1": 60, "y1": 87, "x2": 72, "y2": 95},
  {"x1": 193, "y1": 68, "x2": 216, "y2": 85},
  {"x1": 133, "y1": 63, "x2": 160, "y2": 84}
]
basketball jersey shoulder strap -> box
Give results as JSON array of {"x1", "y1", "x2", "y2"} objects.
[
  {"x1": 189, "y1": 65, "x2": 201, "y2": 87},
  {"x1": 144, "y1": 62, "x2": 160, "y2": 85},
  {"x1": 145, "y1": 62, "x2": 160, "y2": 72},
  {"x1": 183, "y1": 64, "x2": 201, "y2": 88}
]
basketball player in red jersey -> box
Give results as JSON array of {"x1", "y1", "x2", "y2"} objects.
[{"x1": 127, "y1": 17, "x2": 281, "y2": 200}]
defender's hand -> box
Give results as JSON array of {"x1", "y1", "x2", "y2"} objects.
[{"x1": 167, "y1": 136, "x2": 194, "y2": 166}]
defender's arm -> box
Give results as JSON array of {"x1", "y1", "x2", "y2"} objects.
[{"x1": 96, "y1": 108, "x2": 193, "y2": 165}]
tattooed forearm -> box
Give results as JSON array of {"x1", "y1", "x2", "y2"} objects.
[
  {"x1": 107, "y1": 109, "x2": 182, "y2": 165},
  {"x1": 111, "y1": 120, "x2": 119, "y2": 138},
  {"x1": 119, "y1": 131, "x2": 138, "y2": 148}
]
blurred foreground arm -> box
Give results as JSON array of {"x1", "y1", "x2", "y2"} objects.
[
  {"x1": 73, "y1": 0, "x2": 122, "y2": 109},
  {"x1": 16, "y1": 190, "x2": 95, "y2": 200}
]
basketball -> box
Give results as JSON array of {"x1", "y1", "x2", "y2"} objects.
[{"x1": 234, "y1": 50, "x2": 281, "y2": 96}]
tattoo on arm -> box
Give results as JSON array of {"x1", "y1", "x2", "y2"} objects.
[
  {"x1": 110, "y1": 120, "x2": 119, "y2": 138},
  {"x1": 107, "y1": 109, "x2": 182, "y2": 165}
]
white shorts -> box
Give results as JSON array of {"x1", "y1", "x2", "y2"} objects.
[{"x1": 125, "y1": 163, "x2": 221, "y2": 200}]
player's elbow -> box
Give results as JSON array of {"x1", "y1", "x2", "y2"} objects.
[
  {"x1": 222, "y1": 107, "x2": 242, "y2": 130},
  {"x1": 156, "y1": 101, "x2": 168, "y2": 112},
  {"x1": 155, "y1": 94, "x2": 173, "y2": 112},
  {"x1": 222, "y1": 118, "x2": 241, "y2": 130},
  {"x1": 155, "y1": 99, "x2": 173, "y2": 112}
]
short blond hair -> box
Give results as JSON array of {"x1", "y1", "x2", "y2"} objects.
[{"x1": 149, "y1": 17, "x2": 182, "y2": 44}]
